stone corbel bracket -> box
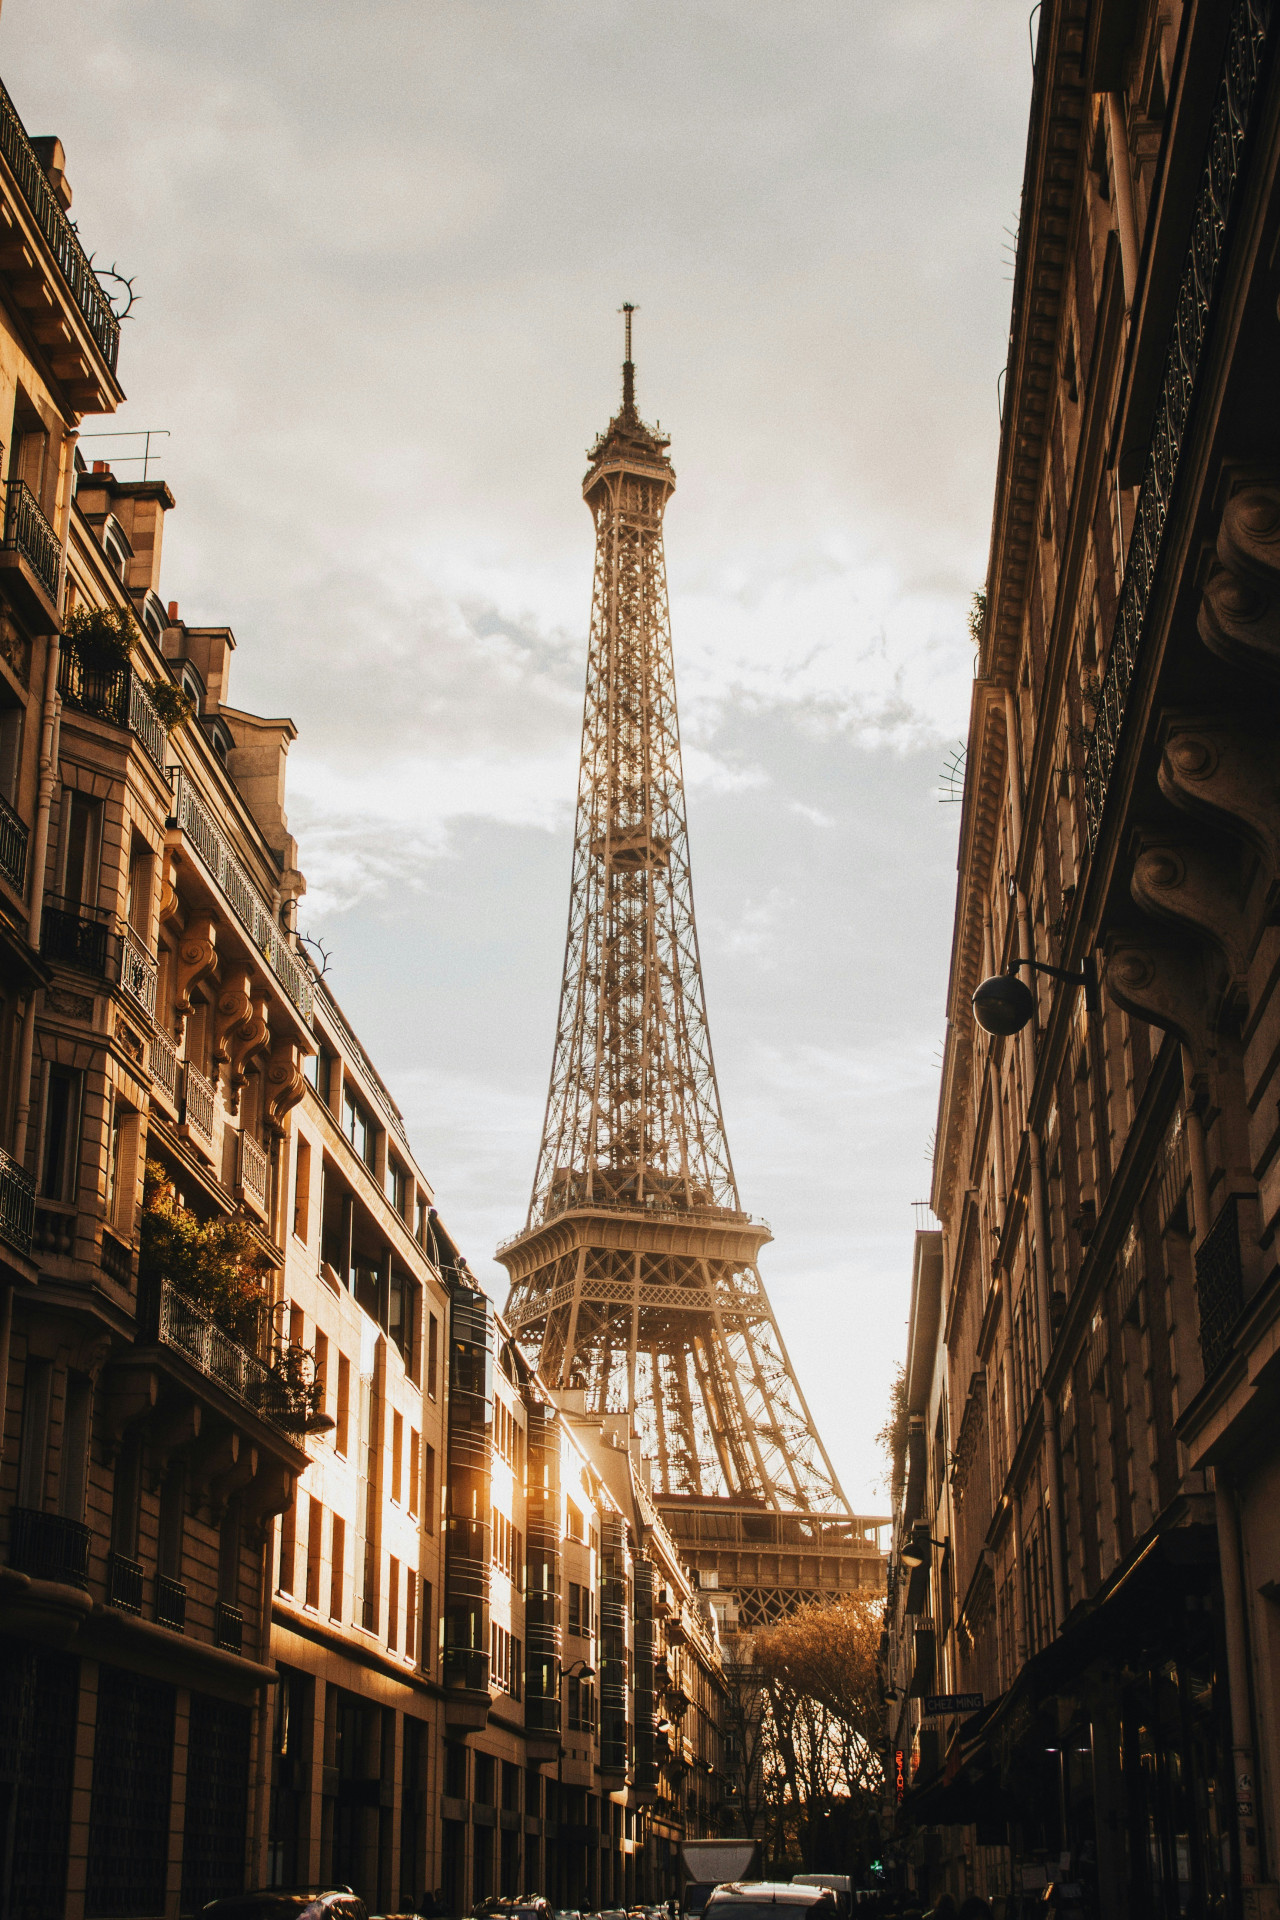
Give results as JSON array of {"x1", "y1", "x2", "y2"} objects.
[
  {"x1": 1129, "y1": 828, "x2": 1253, "y2": 983},
  {"x1": 1198, "y1": 482, "x2": 1280, "y2": 680},
  {"x1": 174, "y1": 910, "x2": 218, "y2": 1040},
  {"x1": 1158, "y1": 715, "x2": 1280, "y2": 880},
  {"x1": 265, "y1": 1037, "x2": 307, "y2": 1136},
  {"x1": 227, "y1": 988, "x2": 272, "y2": 1112},
  {"x1": 1102, "y1": 927, "x2": 1217, "y2": 1075}
]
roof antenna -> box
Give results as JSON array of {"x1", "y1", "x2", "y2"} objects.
[{"x1": 620, "y1": 301, "x2": 637, "y2": 411}]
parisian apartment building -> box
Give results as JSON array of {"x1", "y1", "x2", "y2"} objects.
[
  {"x1": 885, "y1": 2, "x2": 1280, "y2": 1917},
  {"x1": 0, "y1": 67, "x2": 732, "y2": 1920}
]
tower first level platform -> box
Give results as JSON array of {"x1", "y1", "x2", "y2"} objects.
[{"x1": 498, "y1": 1202, "x2": 886, "y2": 1627}]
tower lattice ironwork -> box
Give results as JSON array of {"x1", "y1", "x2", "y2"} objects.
[{"x1": 498, "y1": 315, "x2": 883, "y2": 1625}]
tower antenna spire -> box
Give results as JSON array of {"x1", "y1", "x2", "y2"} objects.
[{"x1": 620, "y1": 300, "x2": 637, "y2": 411}]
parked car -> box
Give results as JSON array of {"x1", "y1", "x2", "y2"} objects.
[
  {"x1": 704, "y1": 1887, "x2": 838, "y2": 1920},
  {"x1": 203, "y1": 1891, "x2": 368, "y2": 1920}
]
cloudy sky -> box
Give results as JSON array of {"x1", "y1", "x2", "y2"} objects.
[{"x1": 11, "y1": 2, "x2": 1032, "y2": 1507}]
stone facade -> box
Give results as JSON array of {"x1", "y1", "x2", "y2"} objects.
[
  {"x1": 886, "y1": 3, "x2": 1280, "y2": 1916},
  {"x1": 0, "y1": 74, "x2": 730, "y2": 1920}
]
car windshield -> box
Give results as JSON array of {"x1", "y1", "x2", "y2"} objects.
[{"x1": 708, "y1": 1908, "x2": 830, "y2": 1920}]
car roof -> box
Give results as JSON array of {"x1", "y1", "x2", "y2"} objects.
[{"x1": 707, "y1": 1890, "x2": 835, "y2": 1906}]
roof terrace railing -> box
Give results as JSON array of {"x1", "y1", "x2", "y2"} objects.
[
  {"x1": 0, "y1": 78, "x2": 120, "y2": 371},
  {"x1": 171, "y1": 769, "x2": 313, "y2": 1024}
]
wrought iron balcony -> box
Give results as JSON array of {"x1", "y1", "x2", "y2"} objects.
[
  {"x1": 0, "y1": 78, "x2": 120, "y2": 370},
  {"x1": 57, "y1": 653, "x2": 168, "y2": 774},
  {"x1": 148, "y1": 1024, "x2": 180, "y2": 1109},
  {"x1": 237, "y1": 1129, "x2": 269, "y2": 1220},
  {"x1": 0, "y1": 788, "x2": 28, "y2": 896},
  {"x1": 156, "y1": 1574, "x2": 186, "y2": 1632},
  {"x1": 213, "y1": 1599, "x2": 244, "y2": 1654},
  {"x1": 118, "y1": 926, "x2": 157, "y2": 1017},
  {"x1": 1197, "y1": 1194, "x2": 1247, "y2": 1376},
  {"x1": 42, "y1": 900, "x2": 110, "y2": 978},
  {"x1": 0, "y1": 1143, "x2": 34, "y2": 1258},
  {"x1": 180, "y1": 1061, "x2": 216, "y2": 1156},
  {"x1": 171, "y1": 770, "x2": 313, "y2": 1024},
  {"x1": 2, "y1": 480, "x2": 61, "y2": 608},
  {"x1": 8, "y1": 1505, "x2": 89, "y2": 1586},
  {"x1": 106, "y1": 1551, "x2": 143, "y2": 1615},
  {"x1": 141, "y1": 1274, "x2": 308, "y2": 1442}
]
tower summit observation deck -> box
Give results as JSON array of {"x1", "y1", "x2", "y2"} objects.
[{"x1": 497, "y1": 311, "x2": 884, "y2": 1626}]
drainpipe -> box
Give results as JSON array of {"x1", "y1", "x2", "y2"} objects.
[{"x1": 1106, "y1": 93, "x2": 1140, "y2": 306}]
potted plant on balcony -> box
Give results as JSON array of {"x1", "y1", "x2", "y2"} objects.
[
  {"x1": 62, "y1": 607, "x2": 195, "y2": 733},
  {"x1": 139, "y1": 1158, "x2": 272, "y2": 1349}
]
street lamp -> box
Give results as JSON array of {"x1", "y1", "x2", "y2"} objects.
[
  {"x1": 557, "y1": 1660, "x2": 596, "y2": 1907},
  {"x1": 972, "y1": 954, "x2": 1097, "y2": 1036}
]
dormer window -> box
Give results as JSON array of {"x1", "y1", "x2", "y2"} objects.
[
  {"x1": 141, "y1": 592, "x2": 168, "y2": 642},
  {"x1": 204, "y1": 719, "x2": 233, "y2": 765},
  {"x1": 181, "y1": 668, "x2": 203, "y2": 711},
  {"x1": 101, "y1": 515, "x2": 129, "y2": 583}
]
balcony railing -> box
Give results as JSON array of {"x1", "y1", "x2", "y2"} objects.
[
  {"x1": 106, "y1": 1551, "x2": 143, "y2": 1615},
  {"x1": 171, "y1": 771, "x2": 313, "y2": 1024},
  {"x1": 181, "y1": 1061, "x2": 216, "y2": 1154},
  {"x1": 1197, "y1": 1194, "x2": 1247, "y2": 1376},
  {"x1": 57, "y1": 653, "x2": 168, "y2": 775},
  {"x1": 118, "y1": 926, "x2": 157, "y2": 1017},
  {"x1": 8, "y1": 1506, "x2": 89, "y2": 1586},
  {"x1": 214, "y1": 1599, "x2": 244, "y2": 1654},
  {"x1": 0, "y1": 788, "x2": 27, "y2": 896},
  {"x1": 42, "y1": 901, "x2": 110, "y2": 978},
  {"x1": 155, "y1": 1574, "x2": 186, "y2": 1632},
  {"x1": 148, "y1": 1024, "x2": 180, "y2": 1107},
  {"x1": 0, "y1": 79, "x2": 120, "y2": 369},
  {"x1": 2, "y1": 480, "x2": 61, "y2": 607},
  {"x1": 143, "y1": 1274, "x2": 307, "y2": 1441},
  {"x1": 238, "y1": 1129, "x2": 270, "y2": 1218},
  {"x1": 0, "y1": 1143, "x2": 34, "y2": 1258}
]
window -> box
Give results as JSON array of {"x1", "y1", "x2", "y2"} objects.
[
  {"x1": 0, "y1": 697, "x2": 23, "y2": 809},
  {"x1": 386, "y1": 1155, "x2": 408, "y2": 1216},
  {"x1": 59, "y1": 792, "x2": 101, "y2": 908},
  {"x1": 566, "y1": 1498, "x2": 584, "y2": 1543},
  {"x1": 126, "y1": 838, "x2": 154, "y2": 933},
  {"x1": 305, "y1": 1497, "x2": 323, "y2": 1609},
  {"x1": 490, "y1": 1509, "x2": 523, "y2": 1585},
  {"x1": 421, "y1": 1581, "x2": 432, "y2": 1672},
  {"x1": 490, "y1": 1624, "x2": 522, "y2": 1699},
  {"x1": 424, "y1": 1444, "x2": 436, "y2": 1535},
  {"x1": 313, "y1": 1331, "x2": 328, "y2": 1423},
  {"x1": 336, "y1": 1354, "x2": 350, "y2": 1456},
  {"x1": 567, "y1": 1675, "x2": 595, "y2": 1732},
  {"x1": 392, "y1": 1410, "x2": 403, "y2": 1505},
  {"x1": 427, "y1": 1313, "x2": 439, "y2": 1400},
  {"x1": 59, "y1": 1372, "x2": 93, "y2": 1523},
  {"x1": 17, "y1": 1359, "x2": 51, "y2": 1509},
  {"x1": 293, "y1": 1138, "x2": 311, "y2": 1241},
  {"x1": 306, "y1": 1044, "x2": 335, "y2": 1108},
  {"x1": 113, "y1": 1434, "x2": 143, "y2": 1560},
  {"x1": 342, "y1": 1084, "x2": 375, "y2": 1168},
  {"x1": 40, "y1": 1065, "x2": 83, "y2": 1202},
  {"x1": 406, "y1": 1575, "x2": 418, "y2": 1666},
  {"x1": 105, "y1": 1098, "x2": 139, "y2": 1236},
  {"x1": 158, "y1": 1461, "x2": 185, "y2": 1582},
  {"x1": 278, "y1": 1496, "x2": 296, "y2": 1595},
  {"x1": 388, "y1": 1557, "x2": 400, "y2": 1652},
  {"x1": 329, "y1": 1514, "x2": 345, "y2": 1621},
  {"x1": 408, "y1": 1429, "x2": 420, "y2": 1519}
]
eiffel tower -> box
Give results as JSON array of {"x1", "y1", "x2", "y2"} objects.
[{"x1": 498, "y1": 312, "x2": 883, "y2": 1629}]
